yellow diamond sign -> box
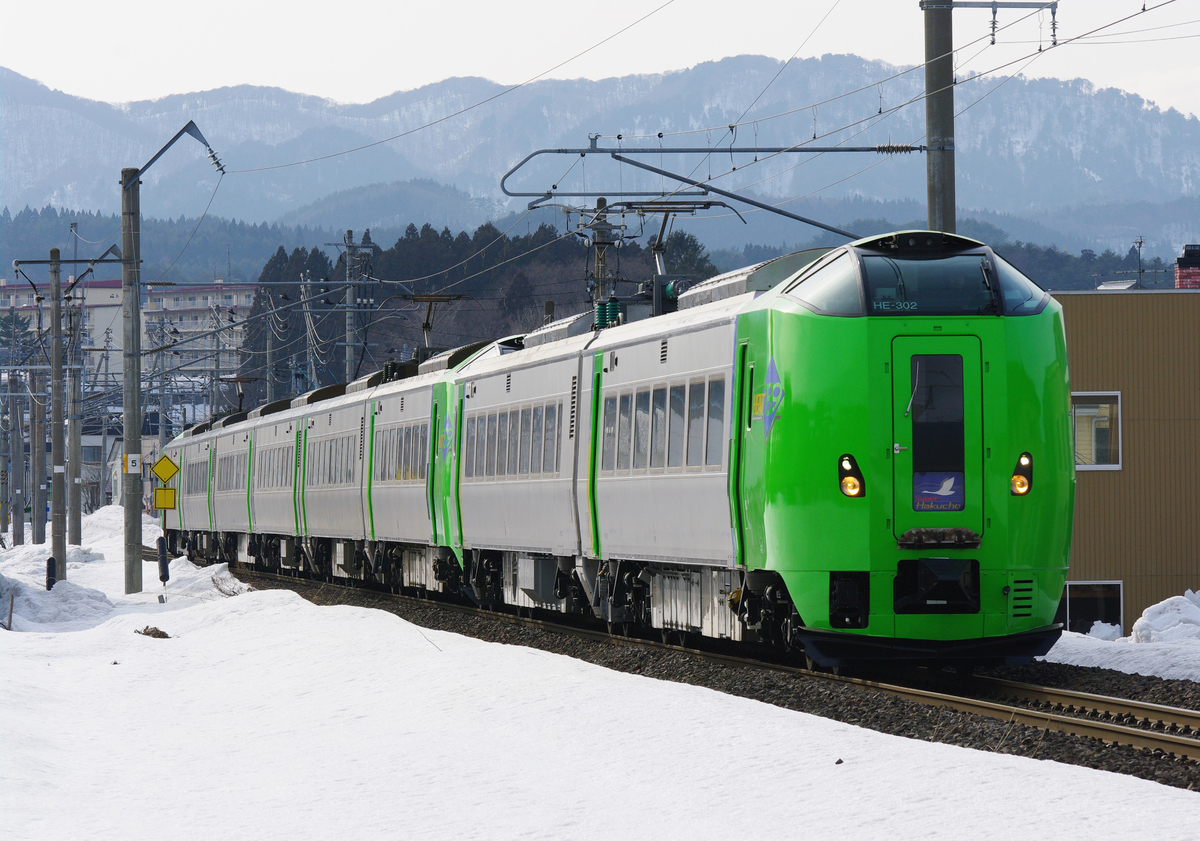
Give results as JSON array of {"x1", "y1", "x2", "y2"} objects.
[{"x1": 151, "y1": 454, "x2": 179, "y2": 484}]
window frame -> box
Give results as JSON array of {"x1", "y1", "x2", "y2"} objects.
[
  {"x1": 1058, "y1": 579, "x2": 1124, "y2": 636},
  {"x1": 1071, "y1": 391, "x2": 1122, "y2": 471}
]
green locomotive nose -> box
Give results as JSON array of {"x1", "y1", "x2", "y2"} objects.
[{"x1": 733, "y1": 231, "x2": 1072, "y2": 667}]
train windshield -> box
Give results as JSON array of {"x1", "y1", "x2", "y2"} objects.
[
  {"x1": 993, "y1": 254, "x2": 1049, "y2": 315},
  {"x1": 862, "y1": 254, "x2": 997, "y2": 316}
]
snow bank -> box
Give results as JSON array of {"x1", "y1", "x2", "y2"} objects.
[
  {"x1": 0, "y1": 572, "x2": 114, "y2": 630},
  {"x1": 1131, "y1": 590, "x2": 1200, "y2": 643},
  {"x1": 1042, "y1": 589, "x2": 1200, "y2": 681}
]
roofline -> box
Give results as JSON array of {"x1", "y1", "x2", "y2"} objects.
[{"x1": 1051, "y1": 288, "x2": 1200, "y2": 295}]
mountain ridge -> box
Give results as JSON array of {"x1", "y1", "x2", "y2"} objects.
[{"x1": 3, "y1": 56, "x2": 1198, "y2": 258}]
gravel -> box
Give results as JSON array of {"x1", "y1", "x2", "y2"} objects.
[{"x1": 232, "y1": 568, "x2": 1200, "y2": 792}]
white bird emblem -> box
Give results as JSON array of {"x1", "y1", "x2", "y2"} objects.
[{"x1": 930, "y1": 477, "x2": 956, "y2": 496}]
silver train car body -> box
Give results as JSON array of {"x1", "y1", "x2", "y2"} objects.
[{"x1": 162, "y1": 288, "x2": 750, "y2": 642}]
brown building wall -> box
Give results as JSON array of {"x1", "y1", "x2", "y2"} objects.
[{"x1": 1052, "y1": 290, "x2": 1200, "y2": 631}]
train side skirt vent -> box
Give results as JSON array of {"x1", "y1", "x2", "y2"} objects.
[
  {"x1": 569, "y1": 376, "x2": 577, "y2": 439},
  {"x1": 1010, "y1": 579, "x2": 1034, "y2": 618}
]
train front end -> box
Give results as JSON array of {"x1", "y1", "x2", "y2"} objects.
[{"x1": 734, "y1": 231, "x2": 1073, "y2": 668}]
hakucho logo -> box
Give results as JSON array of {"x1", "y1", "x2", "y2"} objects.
[
  {"x1": 752, "y1": 357, "x2": 785, "y2": 439},
  {"x1": 913, "y1": 472, "x2": 965, "y2": 511}
]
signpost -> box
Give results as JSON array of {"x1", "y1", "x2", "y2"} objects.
[{"x1": 151, "y1": 454, "x2": 179, "y2": 511}]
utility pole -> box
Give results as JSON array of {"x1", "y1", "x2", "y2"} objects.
[
  {"x1": 117, "y1": 120, "x2": 223, "y2": 594},
  {"x1": 302, "y1": 271, "x2": 318, "y2": 388},
  {"x1": 919, "y1": 2, "x2": 1060, "y2": 232},
  {"x1": 212, "y1": 307, "x2": 222, "y2": 418},
  {"x1": 121, "y1": 166, "x2": 143, "y2": 594},
  {"x1": 922, "y1": 1, "x2": 956, "y2": 233},
  {"x1": 68, "y1": 305, "x2": 82, "y2": 541},
  {"x1": 68, "y1": 234, "x2": 83, "y2": 542},
  {"x1": 11, "y1": 370, "x2": 24, "y2": 546},
  {"x1": 344, "y1": 229, "x2": 355, "y2": 384},
  {"x1": 50, "y1": 250, "x2": 66, "y2": 579},
  {"x1": 1, "y1": 374, "x2": 8, "y2": 537},
  {"x1": 265, "y1": 324, "x2": 275, "y2": 403},
  {"x1": 31, "y1": 369, "x2": 45, "y2": 545}
]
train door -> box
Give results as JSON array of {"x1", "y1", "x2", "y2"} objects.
[{"x1": 891, "y1": 336, "x2": 984, "y2": 540}]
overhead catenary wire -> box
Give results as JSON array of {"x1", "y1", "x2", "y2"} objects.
[{"x1": 599, "y1": 0, "x2": 1182, "y2": 222}]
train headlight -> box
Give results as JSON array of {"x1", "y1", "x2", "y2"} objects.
[
  {"x1": 1011, "y1": 452, "x2": 1033, "y2": 495},
  {"x1": 838, "y1": 454, "x2": 865, "y2": 497}
]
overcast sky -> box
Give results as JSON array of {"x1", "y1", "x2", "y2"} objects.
[{"x1": 8, "y1": 0, "x2": 1198, "y2": 118}]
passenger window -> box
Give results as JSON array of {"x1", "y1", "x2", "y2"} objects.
[
  {"x1": 687, "y1": 382, "x2": 706, "y2": 466},
  {"x1": 543, "y1": 403, "x2": 557, "y2": 474},
  {"x1": 617, "y1": 393, "x2": 633, "y2": 471},
  {"x1": 633, "y1": 389, "x2": 650, "y2": 470},
  {"x1": 519, "y1": 407, "x2": 532, "y2": 474},
  {"x1": 485, "y1": 414, "x2": 497, "y2": 477},
  {"x1": 530, "y1": 406, "x2": 544, "y2": 475},
  {"x1": 668, "y1": 385, "x2": 686, "y2": 467},
  {"x1": 706, "y1": 377, "x2": 725, "y2": 466},
  {"x1": 465, "y1": 417, "x2": 476, "y2": 478},
  {"x1": 403, "y1": 426, "x2": 413, "y2": 481},
  {"x1": 419, "y1": 424, "x2": 428, "y2": 479},
  {"x1": 475, "y1": 416, "x2": 487, "y2": 478},
  {"x1": 496, "y1": 412, "x2": 509, "y2": 475},
  {"x1": 651, "y1": 387, "x2": 667, "y2": 469},
  {"x1": 602, "y1": 396, "x2": 617, "y2": 471},
  {"x1": 507, "y1": 410, "x2": 520, "y2": 474},
  {"x1": 394, "y1": 429, "x2": 402, "y2": 481}
]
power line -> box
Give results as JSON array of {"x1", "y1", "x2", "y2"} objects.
[{"x1": 227, "y1": 0, "x2": 678, "y2": 175}]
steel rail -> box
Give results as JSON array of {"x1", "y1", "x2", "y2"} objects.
[{"x1": 969, "y1": 675, "x2": 1200, "y2": 737}]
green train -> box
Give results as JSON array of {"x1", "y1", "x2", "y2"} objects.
[{"x1": 163, "y1": 230, "x2": 1073, "y2": 668}]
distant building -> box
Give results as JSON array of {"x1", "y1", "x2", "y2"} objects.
[
  {"x1": 1174, "y1": 244, "x2": 1200, "y2": 289},
  {"x1": 0, "y1": 277, "x2": 256, "y2": 378}
]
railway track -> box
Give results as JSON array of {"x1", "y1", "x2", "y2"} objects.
[{"x1": 217, "y1": 560, "x2": 1200, "y2": 764}]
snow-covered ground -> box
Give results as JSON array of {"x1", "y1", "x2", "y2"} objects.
[{"x1": 2, "y1": 507, "x2": 1197, "y2": 840}]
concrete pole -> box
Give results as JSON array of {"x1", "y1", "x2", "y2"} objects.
[
  {"x1": 303, "y1": 272, "x2": 317, "y2": 389},
  {"x1": 1, "y1": 374, "x2": 8, "y2": 537},
  {"x1": 158, "y1": 322, "x2": 167, "y2": 454},
  {"x1": 31, "y1": 371, "x2": 45, "y2": 544},
  {"x1": 344, "y1": 230, "x2": 354, "y2": 384},
  {"x1": 924, "y1": 4, "x2": 956, "y2": 234},
  {"x1": 213, "y1": 309, "x2": 221, "y2": 417},
  {"x1": 11, "y1": 372, "x2": 24, "y2": 546},
  {"x1": 265, "y1": 325, "x2": 275, "y2": 403},
  {"x1": 69, "y1": 223, "x2": 81, "y2": 540},
  {"x1": 68, "y1": 306, "x2": 82, "y2": 543},
  {"x1": 50, "y1": 250, "x2": 66, "y2": 578},
  {"x1": 121, "y1": 167, "x2": 143, "y2": 594}
]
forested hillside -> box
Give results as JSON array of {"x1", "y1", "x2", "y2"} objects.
[{"x1": 234, "y1": 223, "x2": 717, "y2": 405}]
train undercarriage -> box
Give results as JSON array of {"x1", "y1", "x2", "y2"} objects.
[
  {"x1": 166, "y1": 528, "x2": 1059, "y2": 669},
  {"x1": 165, "y1": 528, "x2": 801, "y2": 649}
]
